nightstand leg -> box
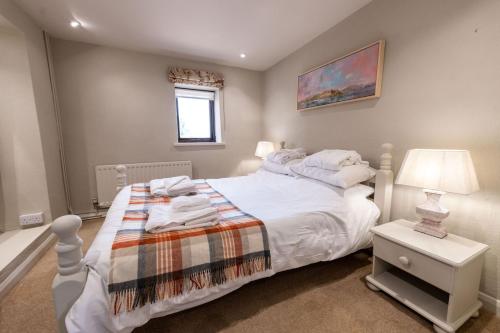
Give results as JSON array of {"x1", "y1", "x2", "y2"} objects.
[
  {"x1": 433, "y1": 324, "x2": 453, "y2": 333},
  {"x1": 366, "y1": 281, "x2": 380, "y2": 291},
  {"x1": 471, "y1": 310, "x2": 479, "y2": 318}
]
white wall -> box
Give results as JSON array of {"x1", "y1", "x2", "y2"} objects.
[
  {"x1": 0, "y1": 27, "x2": 50, "y2": 231},
  {"x1": 263, "y1": 0, "x2": 500, "y2": 299},
  {"x1": 50, "y1": 38, "x2": 264, "y2": 214},
  {"x1": 0, "y1": 0, "x2": 67, "y2": 229}
]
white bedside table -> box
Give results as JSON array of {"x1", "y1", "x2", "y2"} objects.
[{"x1": 365, "y1": 219, "x2": 488, "y2": 333}]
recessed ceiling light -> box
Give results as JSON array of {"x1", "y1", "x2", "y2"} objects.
[
  {"x1": 70, "y1": 20, "x2": 81, "y2": 28},
  {"x1": 240, "y1": 53, "x2": 246, "y2": 59}
]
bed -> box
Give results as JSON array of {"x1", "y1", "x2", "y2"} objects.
[{"x1": 51, "y1": 143, "x2": 394, "y2": 333}]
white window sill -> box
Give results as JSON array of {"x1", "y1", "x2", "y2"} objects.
[{"x1": 174, "y1": 142, "x2": 226, "y2": 147}]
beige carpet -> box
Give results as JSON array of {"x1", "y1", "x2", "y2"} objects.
[{"x1": 0, "y1": 218, "x2": 498, "y2": 333}]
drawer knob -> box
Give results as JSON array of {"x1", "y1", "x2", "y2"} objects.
[{"x1": 398, "y1": 256, "x2": 410, "y2": 266}]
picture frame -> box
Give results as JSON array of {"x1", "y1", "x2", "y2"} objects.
[{"x1": 297, "y1": 40, "x2": 385, "y2": 111}]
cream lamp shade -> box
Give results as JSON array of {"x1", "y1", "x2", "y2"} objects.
[
  {"x1": 396, "y1": 149, "x2": 479, "y2": 238},
  {"x1": 255, "y1": 141, "x2": 275, "y2": 159},
  {"x1": 395, "y1": 149, "x2": 479, "y2": 195}
]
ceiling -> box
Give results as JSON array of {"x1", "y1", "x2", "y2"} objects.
[{"x1": 13, "y1": 0, "x2": 371, "y2": 71}]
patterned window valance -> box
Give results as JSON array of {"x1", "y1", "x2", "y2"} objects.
[{"x1": 168, "y1": 67, "x2": 224, "y2": 88}]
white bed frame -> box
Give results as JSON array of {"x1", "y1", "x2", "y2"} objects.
[{"x1": 50, "y1": 143, "x2": 394, "y2": 332}]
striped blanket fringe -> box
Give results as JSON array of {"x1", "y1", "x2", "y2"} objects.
[{"x1": 112, "y1": 255, "x2": 271, "y2": 314}]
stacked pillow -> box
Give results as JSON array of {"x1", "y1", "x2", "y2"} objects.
[
  {"x1": 290, "y1": 149, "x2": 376, "y2": 188},
  {"x1": 261, "y1": 148, "x2": 306, "y2": 176}
]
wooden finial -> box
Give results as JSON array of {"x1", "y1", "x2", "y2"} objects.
[
  {"x1": 52, "y1": 215, "x2": 88, "y2": 333},
  {"x1": 379, "y1": 143, "x2": 394, "y2": 171},
  {"x1": 51, "y1": 215, "x2": 84, "y2": 276},
  {"x1": 115, "y1": 164, "x2": 127, "y2": 192}
]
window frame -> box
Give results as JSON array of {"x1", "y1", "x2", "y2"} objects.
[{"x1": 175, "y1": 87, "x2": 217, "y2": 143}]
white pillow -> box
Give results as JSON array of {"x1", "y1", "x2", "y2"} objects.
[
  {"x1": 261, "y1": 159, "x2": 302, "y2": 176},
  {"x1": 303, "y1": 149, "x2": 363, "y2": 171},
  {"x1": 294, "y1": 175, "x2": 375, "y2": 198},
  {"x1": 343, "y1": 184, "x2": 375, "y2": 198},
  {"x1": 290, "y1": 163, "x2": 376, "y2": 189}
]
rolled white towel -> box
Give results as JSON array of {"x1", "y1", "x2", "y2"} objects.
[
  {"x1": 149, "y1": 175, "x2": 196, "y2": 197},
  {"x1": 171, "y1": 194, "x2": 211, "y2": 212},
  {"x1": 164, "y1": 176, "x2": 190, "y2": 190},
  {"x1": 303, "y1": 149, "x2": 362, "y2": 171},
  {"x1": 167, "y1": 183, "x2": 196, "y2": 197},
  {"x1": 150, "y1": 178, "x2": 168, "y2": 196},
  {"x1": 145, "y1": 205, "x2": 219, "y2": 233},
  {"x1": 165, "y1": 176, "x2": 196, "y2": 196}
]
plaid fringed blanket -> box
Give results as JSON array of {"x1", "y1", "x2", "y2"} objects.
[{"x1": 108, "y1": 181, "x2": 272, "y2": 314}]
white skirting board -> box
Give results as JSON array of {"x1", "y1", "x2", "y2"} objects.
[
  {"x1": 0, "y1": 231, "x2": 56, "y2": 300},
  {"x1": 479, "y1": 291, "x2": 500, "y2": 316},
  {"x1": 78, "y1": 211, "x2": 107, "y2": 221}
]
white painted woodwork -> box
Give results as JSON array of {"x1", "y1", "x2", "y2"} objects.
[
  {"x1": 0, "y1": 227, "x2": 55, "y2": 301},
  {"x1": 373, "y1": 235, "x2": 454, "y2": 293},
  {"x1": 371, "y1": 220, "x2": 488, "y2": 266},
  {"x1": 95, "y1": 161, "x2": 192, "y2": 207},
  {"x1": 374, "y1": 143, "x2": 394, "y2": 224},
  {"x1": 51, "y1": 215, "x2": 87, "y2": 333},
  {"x1": 115, "y1": 164, "x2": 127, "y2": 193},
  {"x1": 366, "y1": 219, "x2": 488, "y2": 333}
]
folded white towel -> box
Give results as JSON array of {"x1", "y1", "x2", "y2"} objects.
[
  {"x1": 149, "y1": 220, "x2": 219, "y2": 233},
  {"x1": 164, "y1": 176, "x2": 190, "y2": 189},
  {"x1": 149, "y1": 176, "x2": 196, "y2": 197},
  {"x1": 167, "y1": 183, "x2": 196, "y2": 196},
  {"x1": 171, "y1": 194, "x2": 211, "y2": 212},
  {"x1": 146, "y1": 205, "x2": 219, "y2": 233},
  {"x1": 165, "y1": 176, "x2": 196, "y2": 196},
  {"x1": 150, "y1": 178, "x2": 168, "y2": 196},
  {"x1": 303, "y1": 149, "x2": 362, "y2": 171},
  {"x1": 266, "y1": 148, "x2": 306, "y2": 165}
]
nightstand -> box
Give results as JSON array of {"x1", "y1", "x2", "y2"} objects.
[{"x1": 365, "y1": 219, "x2": 488, "y2": 333}]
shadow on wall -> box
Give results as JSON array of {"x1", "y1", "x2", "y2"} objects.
[
  {"x1": 0, "y1": 133, "x2": 20, "y2": 232},
  {"x1": 298, "y1": 97, "x2": 379, "y2": 116},
  {"x1": 0, "y1": 26, "x2": 31, "y2": 232},
  {"x1": 0, "y1": 171, "x2": 5, "y2": 232},
  {"x1": 232, "y1": 159, "x2": 263, "y2": 176}
]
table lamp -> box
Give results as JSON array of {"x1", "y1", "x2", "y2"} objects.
[
  {"x1": 255, "y1": 141, "x2": 275, "y2": 159},
  {"x1": 395, "y1": 149, "x2": 479, "y2": 238}
]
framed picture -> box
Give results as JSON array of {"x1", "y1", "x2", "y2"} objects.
[{"x1": 297, "y1": 40, "x2": 385, "y2": 111}]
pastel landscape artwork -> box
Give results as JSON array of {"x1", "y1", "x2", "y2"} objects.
[{"x1": 297, "y1": 41, "x2": 384, "y2": 110}]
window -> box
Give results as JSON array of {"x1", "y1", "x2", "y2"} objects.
[{"x1": 175, "y1": 88, "x2": 216, "y2": 143}]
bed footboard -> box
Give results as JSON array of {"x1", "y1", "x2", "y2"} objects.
[{"x1": 51, "y1": 215, "x2": 88, "y2": 333}]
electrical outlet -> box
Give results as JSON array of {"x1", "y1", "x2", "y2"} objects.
[{"x1": 19, "y1": 212, "x2": 44, "y2": 226}]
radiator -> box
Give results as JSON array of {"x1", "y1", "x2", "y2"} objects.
[{"x1": 95, "y1": 161, "x2": 192, "y2": 208}]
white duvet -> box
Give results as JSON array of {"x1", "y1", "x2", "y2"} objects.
[{"x1": 66, "y1": 171, "x2": 380, "y2": 333}]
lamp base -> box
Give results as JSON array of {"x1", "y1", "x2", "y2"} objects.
[
  {"x1": 414, "y1": 219, "x2": 448, "y2": 238},
  {"x1": 414, "y1": 189, "x2": 449, "y2": 238}
]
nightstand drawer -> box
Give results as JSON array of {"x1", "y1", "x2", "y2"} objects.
[{"x1": 373, "y1": 235, "x2": 454, "y2": 292}]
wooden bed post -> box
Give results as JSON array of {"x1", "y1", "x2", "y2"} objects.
[
  {"x1": 50, "y1": 166, "x2": 126, "y2": 332},
  {"x1": 116, "y1": 164, "x2": 127, "y2": 192},
  {"x1": 51, "y1": 215, "x2": 87, "y2": 333},
  {"x1": 374, "y1": 143, "x2": 394, "y2": 224}
]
